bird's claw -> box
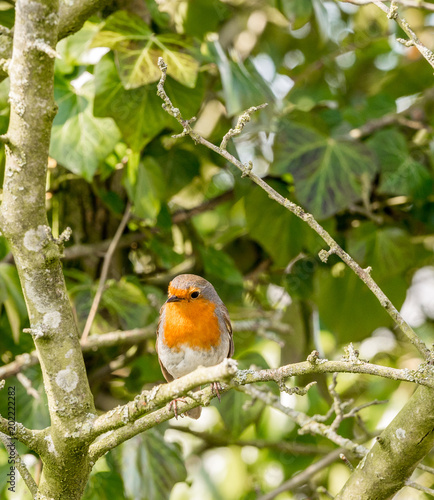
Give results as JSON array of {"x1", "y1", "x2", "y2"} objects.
[
  {"x1": 168, "y1": 398, "x2": 187, "y2": 419},
  {"x1": 211, "y1": 382, "x2": 222, "y2": 402}
]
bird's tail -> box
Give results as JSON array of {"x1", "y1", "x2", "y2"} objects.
[{"x1": 185, "y1": 406, "x2": 202, "y2": 419}]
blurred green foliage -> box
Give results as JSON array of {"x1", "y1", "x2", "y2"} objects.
[{"x1": 1, "y1": 0, "x2": 434, "y2": 498}]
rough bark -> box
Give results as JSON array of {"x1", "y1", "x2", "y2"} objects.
[
  {"x1": 0, "y1": 0, "x2": 97, "y2": 498},
  {"x1": 335, "y1": 386, "x2": 434, "y2": 499},
  {"x1": 0, "y1": 0, "x2": 113, "y2": 81}
]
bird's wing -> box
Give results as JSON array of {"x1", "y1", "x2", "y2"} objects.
[{"x1": 222, "y1": 306, "x2": 234, "y2": 358}]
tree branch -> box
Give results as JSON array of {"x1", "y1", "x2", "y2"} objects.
[
  {"x1": 58, "y1": 0, "x2": 113, "y2": 39},
  {"x1": 0, "y1": 432, "x2": 39, "y2": 499},
  {"x1": 81, "y1": 202, "x2": 131, "y2": 343},
  {"x1": 84, "y1": 348, "x2": 434, "y2": 459},
  {"x1": 0, "y1": 414, "x2": 45, "y2": 454},
  {"x1": 156, "y1": 57, "x2": 432, "y2": 361},
  {"x1": 0, "y1": 0, "x2": 113, "y2": 81},
  {"x1": 341, "y1": 0, "x2": 434, "y2": 12},
  {"x1": 0, "y1": 0, "x2": 99, "y2": 497},
  {"x1": 335, "y1": 386, "x2": 434, "y2": 499},
  {"x1": 342, "y1": 0, "x2": 434, "y2": 68}
]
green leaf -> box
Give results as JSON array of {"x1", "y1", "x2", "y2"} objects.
[
  {"x1": 101, "y1": 277, "x2": 155, "y2": 329},
  {"x1": 94, "y1": 54, "x2": 168, "y2": 150},
  {"x1": 208, "y1": 40, "x2": 274, "y2": 116},
  {"x1": 283, "y1": 256, "x2": 317, "y2": 300},
  {"x1": 244, "y1": 183, "x2": 321, "y2": 267},
  {"x1": 50, "y1": 76, "x2": 121, "y2": 181},
  {"x1": 56, "y1": 21, "x2": 101, "y2": 74},
  {"x1": 315, "y1": 266, "x2": 407, "y2": 342},
  {"x1": 277, "y1": 0, "x2": 312, "y2": 29},
  {"x1": 94, "y1": 54, "x2": 204, "y2": 151},
  {"x1": 184, "y1": 0, "x2": 230, "y2": 37},
  {"x1": 367, "y1": 129, "x2": 433, "y2": 198},
  {"x1": 92, "y1": 11, "x2": 199, "y2": 89},
  {"x1": 160, "y1": 148, "x2": 201, "y2": 198},
  {"x1": 120, "y1": 429, "x2": 187, "y2": 500},
  {"x1": 347, "y1": 223, "x2": 415, "y2": 280},
  {"x1": 83, "y1": 471, "x2": 125, "y2": 500},
  {"x1": 91, "y1": 11, "x2": 153, "y2": 48},
  {"x1": 272, "y1": 121, "x2": 376, "y2": 219},
  {"x1": 199, "y1": 246, "x2": 244, "y2": 285},
  {"x1": 125, "y1": 155, "x2": 166, "y2": 222},
  {"x1": 217, "y1": 389, "x2": 265, "y2": 439},
  {"x1": 0, "y1": 264, "x2": 27, "y2": 343}
]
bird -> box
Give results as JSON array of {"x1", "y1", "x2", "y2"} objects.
[{"x1": 156, "y1": 274, "x2": 234, "y2": 419}]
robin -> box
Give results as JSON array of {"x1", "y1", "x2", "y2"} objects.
[{"x1": 157, "y1": 274, "x2": 234, "y2": 419}]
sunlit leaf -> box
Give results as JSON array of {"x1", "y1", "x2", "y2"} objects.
[
  {"x1": 91, "y1": 10, "x2": 152, "y2": 48},
  {"x1": 209, "y1": 40, "x2": 274, "y2": 116},
  {"x1": 94, "y1": 54, "x2": 204, "y2": 151},
  {"x1": 92, "y1": 11, "x2": 199, "y2": 89},
  {"x1": 50, "y1": 76, "x2": 121, "y2": 181}
]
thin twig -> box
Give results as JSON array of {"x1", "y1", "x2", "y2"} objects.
[
  {"x1": 81, "y1": 202, "x2": 132, "y2": 343},
  {"x1": 405, "y1": 480, "x2": 434, "y2": 496},
  {"x1": 257, "y1": 448, "x2": 344, "y2": 500},
  {"x1": 16, "y1": 373, "x2": 40, "y2": 400},
  {"x1": 156, "y1": 58, "x2": 432, "y2": 361},
  {"x1": 220, "y1": 104, "x2": 268, "y2": 150},
  {"x1": 341, "y1": 0, "x2": 434, "y2": 12},
  {"x1": 418, "y1": 463, "x2": 434, "y2": 475},
  {"x1": 0, "y1": 432, "x2": 39, "y2": 499},
  {"x1": 368, "y1": 0, "x2": 434, "y2": 68}
]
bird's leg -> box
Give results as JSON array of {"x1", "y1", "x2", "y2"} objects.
[
  {"x1": 168, "y1": 398, "x2": 187, "y2": 419},
  {"x1": 211, "y1": 382, "x2": 222, "y2": 402}
]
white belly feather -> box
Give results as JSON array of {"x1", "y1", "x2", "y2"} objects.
[{"x1": 157, "y1": 335, "x2": 230, "y2": 379}]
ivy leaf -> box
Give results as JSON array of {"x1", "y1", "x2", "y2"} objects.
[
  {"x1": 90, "y1": 10, "x2": 152, "y2": 48},
  {"x1": 91, "y1": 11, "x2": 199, "y2": 89},
  {"x1": 208, "y1": 40, "x2": 274, "y2": 116},
  {"x1": 199, "y1": 246, "x2": 244, "y2": 285},
  {"x1": 244, "y1": 182, "x2": 323, "y2": 267},
  {"x1": 94, "y1": 54, "x2": 168, "y2": 151},
  {"x1": 50, "y1": 76, "x2": 121, "y2": 181},
  {"x1": 272, "y1": 121, "x2": 376, "y2": 219},
  {"x1": 120, "y1": 429, "x2": 187, "y2": 500},
  {"x1": 82, "y1": 472, "x2": 125, "y2": 500},
  {"x1": 217, "y1": 389, "x2": 265, "y2": 439},
  {"x1": 367, "y1": 129, "x2": 432, "y2": 198},
  {"x1": 315, "y1": 266, "x2": 407, "y2": 342},
  {"x1": 124, "y1": 154, "x2": 165, "y2": 222},
  {"x1": 347, "y1": 223, "x2": 415, "y2": 280},
  {"x1": 94, "y1": 54, "x2": 204, "y2": 151}
]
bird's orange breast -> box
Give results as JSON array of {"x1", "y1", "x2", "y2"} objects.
[{"x1": 163, "y1": 298, "x2": 222, "y2": 350}]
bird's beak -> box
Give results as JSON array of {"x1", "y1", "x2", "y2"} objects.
[{"x1": 166, "y1": 295, "x2": 182, "y2": 303}]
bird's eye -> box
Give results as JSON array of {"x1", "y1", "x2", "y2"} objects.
[{"x1": 191, "y1": 291, "x2": 200, "y2": 299}]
